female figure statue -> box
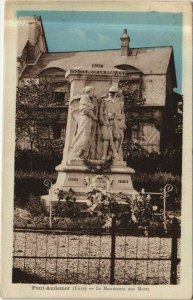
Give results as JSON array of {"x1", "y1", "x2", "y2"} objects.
[{"x1": 69, "y1": 86, "x2": 98, "y2": 160}]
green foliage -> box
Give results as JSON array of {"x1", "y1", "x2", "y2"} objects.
[
  {"x1": 16, "y1": 77, "x2": 66, "y2": 151},
  {"x1": 17, "y1": 77, "x2": 65, "y2": 108},
  {"x1": 123, "y1": 141, "x2": 147, "y2": 160},
  {"x1": 133, "y1": 172, "x2": 181, "y2": 190},
  {"x1": 14, "y1": 171, "x2": 57, "y2": 206},
  {"x1": 26, "y1": 196, "x2": 48, "y2": 216},
  {"x1": 15, "y1": 144, "x2": 182, "y2": 175},
  {"x1": 15, "y1": 170, "x2": 56, "y2": 180},
  {"x1": 173, "y1": 97, "x2": 183, "y2": 137},
  {"x1": 119, "y1": 80, "x2": 146, "y2": 141},
  {"x1": 123, "y1": 142, "x2": 182, "y2": 175},
  {"x1": 15, "y1": 148, "x2": 62, "y2": 172},
  {"x1": 56, "y1": 188, "x2": 76, "y2": 201},
  {"x1": 53, "y1": 189, "x2": 84, "y2": 218},
  {"x1": 119, "y1": 80, "x2": 145, "y2": 108},
  {"x1": 53, "y1": 201, "x2": 83, "y2": 219},
  {"x1": 83, "y1": 189, "x2": 173, "y2": 229},
  {"x1": 128, "y1": 193, "x2": 153, "y2": 227},
  {"x1": 133, "y1": 172, "x2": 181, "y2": 209},
  {"x1": 87, "y1": 190, "x2": 125, "y2": 221}
]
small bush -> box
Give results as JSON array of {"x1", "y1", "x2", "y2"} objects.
[
  {"x1": 132, "y1": 172, "x2": 181, "y2": 209},
  {"x1": 26, "y1": 195, "x2": 48, "y2": 216},
  {"x1": 14, "y1": 171, "x2": 57, "y2": 206},
  {"x1": 132, "y1": 172, "x2": 181, "y2": 191},
  {"x1": 53, "y1": 201, "x2": 84, "y2": 218},
  {"x1": 14, "y1": 207, "x2": 32, "y2": 227}
]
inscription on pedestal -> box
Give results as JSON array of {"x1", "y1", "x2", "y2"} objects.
[
  {"x1": 92, "y1": 64, "x2": 103, "y2": 68},
  {"x1": 118, "y1": 180, "x2": 128, "y2": 183},
  {"x1": 68, "y1": 178, "x2": 78, "y2": 182}
]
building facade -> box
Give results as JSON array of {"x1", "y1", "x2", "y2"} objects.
[{"x1": 17, "y1": 16, "x2": 181, "y2": 153}]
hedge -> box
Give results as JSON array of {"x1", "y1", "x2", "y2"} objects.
[
  {"x1": 15, "y1": 148, "x2": 62, "y2": 173},
  {"x1": 14, "y1": 171, "x2": 57, "y2": 206},
  {"x1": 15, "y1": 146, "x2": 182, "y2": 175},
  {"x1": 126, "y1": 147, "x2": 182, "y2": 175}
]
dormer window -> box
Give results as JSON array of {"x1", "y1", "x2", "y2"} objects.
[{"x1": 114, "y1": 64, "x2": 142, "y2": 73}]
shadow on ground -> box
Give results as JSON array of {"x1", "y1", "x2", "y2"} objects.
[{"x1": 12, "y1": 268, "x2": 57, "y2": 284}]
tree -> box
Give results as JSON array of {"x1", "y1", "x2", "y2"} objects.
[
  {"x1": 119, "y1": 80, "x2": 145, "y2": 127},
  {"x1": 16, "y1": 77, "x2": 66, "y2": 170},
  {"x1": 118, "y1": 80, "x2": 146, "y2": 160},
  {"x1": 173, "y1": 96, "x2": 183, "y2": 149}
]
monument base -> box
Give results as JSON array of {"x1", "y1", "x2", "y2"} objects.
[
  {"x1": 54, "y1": 162, "x2": 136, "y2": 194},
  {"x1": 41, "y1": 160, "x2": 137, "y2": 208}
]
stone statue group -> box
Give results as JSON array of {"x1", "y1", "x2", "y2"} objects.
[{"x1": 69, "y1": 85, "x2": 126, "y2": 162}]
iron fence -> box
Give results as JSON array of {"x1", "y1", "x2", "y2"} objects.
[
  {"x1": 43, "y1": 181, "x2": 175, "y2": 232},
  {"x1": 13, "y1": 217, "x2": 180, "y2": 285}
]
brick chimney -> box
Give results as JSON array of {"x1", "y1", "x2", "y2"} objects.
[{"x1": 120, "y1": 29, "x2": 130, "y2": 56}]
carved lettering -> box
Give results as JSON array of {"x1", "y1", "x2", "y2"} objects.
[
  {"x1": 68, "y1": 178, "x2": 78, "y2": 181},
  {"x1": 118, "y1": 180, "x2": 128, "y2": 183},
  {"x1": 68, "y1": 69, "x2": 127, "y2": 77},
  {"x1": 92, "y1": 64, "x2": 103, "y2": 68}
]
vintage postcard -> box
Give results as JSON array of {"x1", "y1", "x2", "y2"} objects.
[{"x1": 1, "y1": 0, "x2": 192, "y2": 298}]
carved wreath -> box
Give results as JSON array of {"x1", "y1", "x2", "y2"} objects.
[{"x1": 83, "y1": 158, "x2": 112, "y2": 174}]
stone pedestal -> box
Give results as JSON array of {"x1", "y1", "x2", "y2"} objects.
[
  {"x1": 41, "y1": 163, "x2": 136, "y2": 209},
  {"x1": 55, "y1": 162, "x2": 135, "y2": 195}
]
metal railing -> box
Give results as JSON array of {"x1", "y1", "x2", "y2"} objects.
[{"x1": 13, "y1": 217, "x2": 180, "y2": 285}]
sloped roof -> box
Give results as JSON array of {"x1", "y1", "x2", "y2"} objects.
[
  {"x1": 21, "y1": 46, "x2": 174, "y2": 77},
  {"x1": 17, "y1": 16, "x2": 48, "y2": 58},
  {"x1": 17, "y1": 17, "x2": 31, "y2": 57}
]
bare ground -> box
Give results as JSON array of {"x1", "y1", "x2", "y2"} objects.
[{"x1": 13, "y1": 231, "x2": 180, "y2": 284}]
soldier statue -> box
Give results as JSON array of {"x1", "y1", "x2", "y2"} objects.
[{"x1": 99, "y1": 86, "x2": 126, "y2": 161}]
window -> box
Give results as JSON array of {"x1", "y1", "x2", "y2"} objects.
[
  {"x1": 54, "y1": 91, "x2": 65, "y2": 104},
  {"x1": 53, "y1": 124, "x2": 62, "y2": 139},
  {"x1": 37, "y1": 125, "x2": 50, "y2": 139}
]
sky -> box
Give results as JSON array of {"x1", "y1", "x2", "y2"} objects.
[{"x1": 17, "y1": 11, "x2": 182, "y2": 94}]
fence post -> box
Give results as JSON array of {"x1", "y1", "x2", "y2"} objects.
[
  {"x1": 170, "y1": 217, "x2": 178, "y2": 284},
  {"x1": 44, "y1": 179, "x2": 53, "y2": 229},
  {"x1": 110, "y1": 216, "x2": 116, "y2": 284}
]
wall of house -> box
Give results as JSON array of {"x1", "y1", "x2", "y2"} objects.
[
  {"x1": 142, "y1": 75, "x2": 166, "y2": 106},
  {"x1": 27, "y1": 20, "x2": 47, "y2": 64},
  {"x1": 166, "y1": 64, "x2": 174, "y2": 93},
  {"x1": 17, "y1": 16, "x2": 47, "y2": 82},
  {"x1": 85, "y1": 79, "x2": 114, "y2": 98}
]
